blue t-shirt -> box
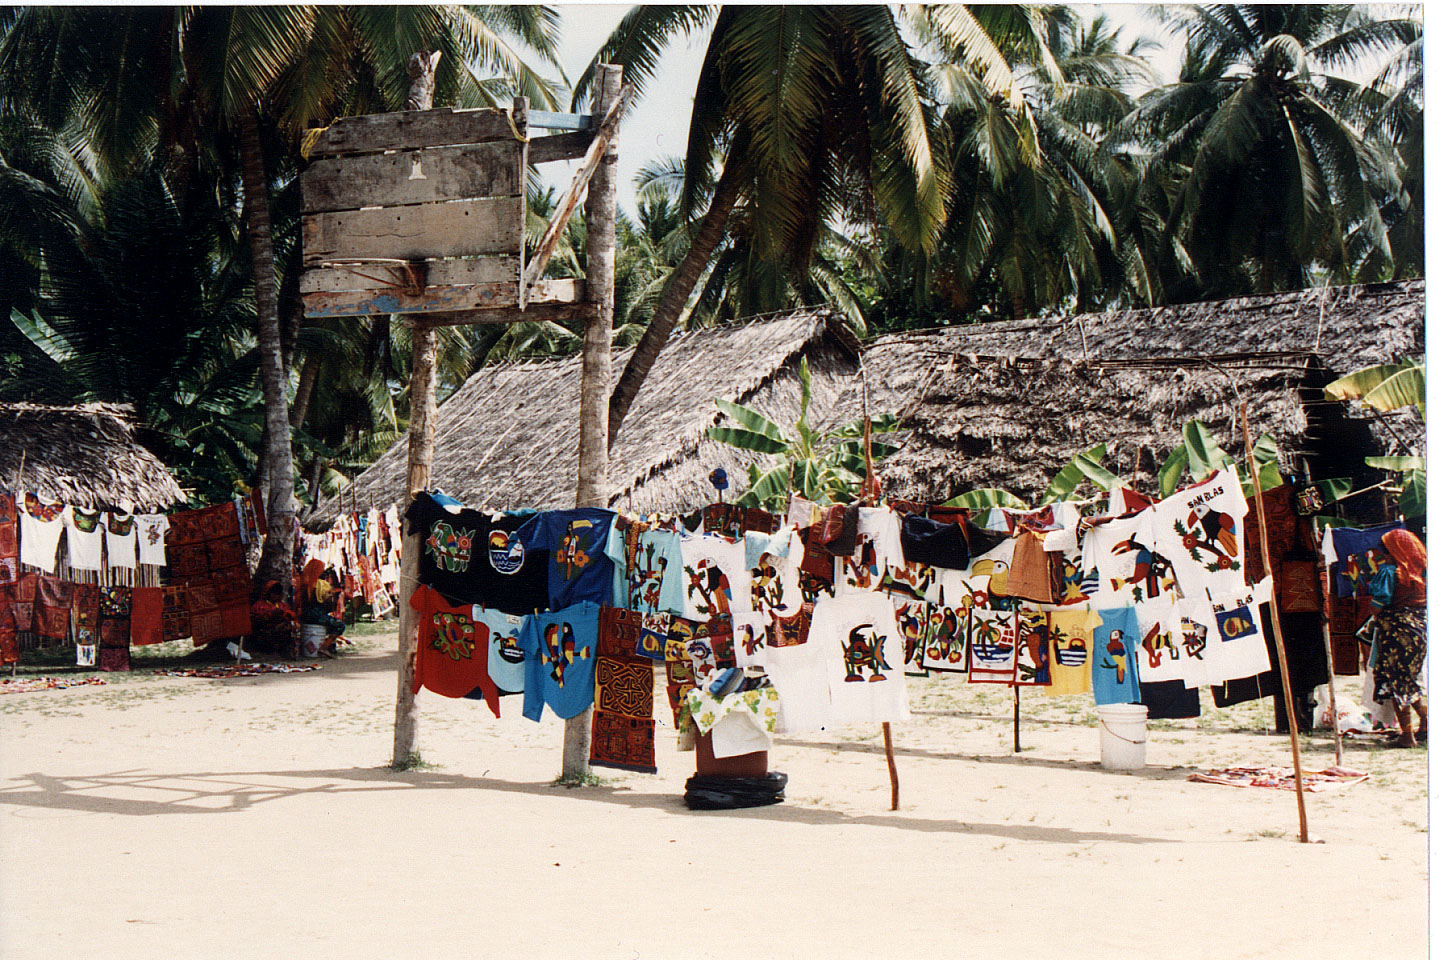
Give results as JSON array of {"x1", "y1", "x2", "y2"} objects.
[
  {"x1": 518, "y1": 601, "x2": 600, "y2": 721},
  {"x1": 1092, "y1": 606, "x2": 1142, "y2": 705},
  {"x1": 476, "y1": 607, "x2": 527, "y2": 694},
  {"x1": 519, "y1": 509, "x2": 616, "y2": 610},
  {"x1": 606, "y1": 525, "x2": 686, "y2": 614}
]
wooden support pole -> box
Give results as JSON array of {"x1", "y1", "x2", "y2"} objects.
[
  {"x1": 861, "y1": 362, "x2": 899, "y2": 810},
  {"x1": 392, "y1": 52, "x2": 441, "y2": 770},
  {"x1": 1013, "y1": 685, "x2": 1021, "y2": 753},
  {"x1": 1240, "y1": 402, "x2": 1309, "y2": 842},
  {"x1": 562, "y1": 63, "x2": 622, "y2": 780},
  {"x1": 1302, "y1": 463, "x2": 1344, "y2": 766}
]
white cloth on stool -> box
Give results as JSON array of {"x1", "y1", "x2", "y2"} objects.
[{"x1": 711, "y1": 708, "x2": 771, "y2": 758}]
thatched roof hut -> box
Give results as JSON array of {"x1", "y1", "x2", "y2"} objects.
[
  {"x1": 874, "y1": 280, "x2": 1425, "y2": 503},
  {"x1": 308, "y1": 308, "x2": 862, "y2": 524},
  {"x1": 0, "y1": 402, "x2": 186, "y2": 511}
]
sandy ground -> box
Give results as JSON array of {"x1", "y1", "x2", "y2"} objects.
[{"x1": 0, "y1": 626, "x2": 1428, "y2": 960}]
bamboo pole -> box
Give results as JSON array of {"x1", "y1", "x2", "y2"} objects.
[
  {"x1": 563, "y1": 63, "x2": 623, "y2": 779},
  {"x1": 1013, "y1": 685, "x2": 1021, "y2": 753},
  {"x1": 391, "y1": 53, "x2": 442, "y2": 770},
  {"x1": 861, "y1": 360, "x2": 900, "y2": 811},
  {"x1": 1240, "y1": 402, "x2": 1309, "y2": 842},
  {"x1": 1301, "y1": 462, "x2": 1344, "y2": 766}
]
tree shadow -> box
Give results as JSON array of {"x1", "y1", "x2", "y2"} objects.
[
  {"x1": 0, "y1": 764, "x2": 1177, "y2": 845},
  {"x1": 772, "y1": 737, "x2": 1197, "y2": 781}
]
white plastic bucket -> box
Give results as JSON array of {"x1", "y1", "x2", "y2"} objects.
[
  {"x1": 1097, "y1": 703, "x2": 1148, "y2": 770},
  {"x1": 299, "y1": 623, "x2": 327, "y2": 658}
]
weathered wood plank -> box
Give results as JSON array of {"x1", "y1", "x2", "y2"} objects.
[
  {"x1": 307, "y1": 107, "x2": 524, "y2": 157},
  {"x1": 529, "y1": 131, "x2": 594, "y2": 165},
  {"x1": 418, "y1": 298, "x2": 592, "y2": 327},
  {"x1": 302, "y1": 278, "x2": 583, "y2": 319},
  {"x1": 300, "y1": 256, "x2": 519, "y2": 294},
  {"x1": 301, "y1": 142, "x2": 523, "y2": 213},
  {"x1": 301, "y1": 197, "x2": 523, "y2": 266},
  {"x1": 529, "y1": 110, "x2": 594, "y2": 131},
  {"x1": 521, "y1": 85, "x2": 632, "y2": 304}
]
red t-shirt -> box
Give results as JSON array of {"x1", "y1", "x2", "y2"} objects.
[{"x1": 409, "y1": 585, "x2": 500, "y2": 716}]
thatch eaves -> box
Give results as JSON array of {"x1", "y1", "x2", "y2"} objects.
[
  {"x1": 308, "y1": 308, "x2": 861, "y2": 525},
  {"x1": 880, "y1": 357, "x2": 1309, "y2": 504},
  {"x1": 0, "y1": 402, "x2": 186, "y2": 511}
]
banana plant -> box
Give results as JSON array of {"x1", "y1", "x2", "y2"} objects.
[
  {"x1": 1038, "y1": 443, "x2": 1120, "y2": 505},
  {"x1": 1155, "y1": 420, "x2": 1285, "y2": 499},
  {"x1": 1325, "y1": 358, "x2": 1426, "y2": 418},
  {"x1": 706, "y1": 356, "x2": 900, "y2": 510}
]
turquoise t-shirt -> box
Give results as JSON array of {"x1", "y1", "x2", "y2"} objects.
[
  {"x1": 606, "y1": 525, "x2": 686, "y2": 615},
  {"x1": 1092, "y1": 606, "x2": 1142, "y2": 705},
  {"x1": 518, "y1": 601, "x2": 600, "y2": 721},
  {"x1": 475, "y1": 607, "x2": 527, "y2": 694}
]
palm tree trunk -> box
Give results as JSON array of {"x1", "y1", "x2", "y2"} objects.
[
  {"x1": 238, "y1": 104, "x2": 295, "y2": 587},
  {"x1": 290, "y1": 353, "x2": 320, "y2": 429},
  {"x1": 606, "y1": 154, "x2": 745, "y2": 448}
]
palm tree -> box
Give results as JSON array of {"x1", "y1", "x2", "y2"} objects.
[
  {"x1": 1120, "y1": 4, "x2": 1420, "y2": 300},
  {"x1": 0, "y1": 6, "x2": 562, "y2": 580},
  {"x1": 576, "y1": 5, "x2": 961, "y2": 447}
]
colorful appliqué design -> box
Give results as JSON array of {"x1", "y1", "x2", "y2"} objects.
[
  {"x1": 1141, "y1": 618, "x2": 1180, "y2": 668},
  {"x1": 1180, "y1": 616, "x2": 1208, "y2": 660},
  {"x1": 922, "y1": 604, "x2": 967, "y2": 672},
  {"x1": 1098, "y1": 630, "x2": 1130, "y2": 685},
  {"x1": 430, "y1": 611, "x2": 476, "y2": 661},
  {"x1": 750, "y1": 554, "x2": 785, "y2": 610},
  {"x1": 1109, "y1": 535, "x2": 1177, "y2": 602},
  {"x1": 106, "y1": 512, "x2": 135, "y2": 535},
  {"x1": 589, "y1": 710, "x2": 657, "y2": 774},
  {"x1": 892, "y1": 600, "x2": 929, "y2": 666},
  {"x1": 556, "y1": 518, "x2": 597, "y2": 581},
  {"x1": 629, "y1": 538, "x2": 671, "y2": 609},
  {"x1": 70, "y1": 507, "x2": 101, "y2": 533},
  {"x1": 487, "y1": 528, "x2": 525, "y2": 574},
  {"x1": 1174, "y1": 501, "x2": 1239, "y2": 574},
  {"x1": 841, "y1": 624, "x2": 890, "y2": 683},
  {"x1": 595, "y1": 658, "x2": 653, "y2": 717},
  {"x1": 1015, "y1": 609, "x2": 1051, "y2": 685},
  {"x1": 426, "y1": 520, "x2": 475, "y2": 573},
  {"x1": 541, "y1": 620, "x2": 590, "y2": 687},
  {"x1": 1214, "y1": 604, "x2": 1258, "y2": 641},
  {"x1": 23, "y1": 493, "x2": 64, "y2": 523},
  {"x1": 684, "y1": 556, "x2": 732, "y2": 615}
]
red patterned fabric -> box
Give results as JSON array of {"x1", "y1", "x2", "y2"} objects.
[
  {"x1": 131, "y1": 587, "x2": 164, "y2": 645},
  {"x1": 161, "y1": 585, "x2": 190, "y2": 642},
  {"x1": 35, "y1": 575, "x2": 75, "y2": 640},
  {"x1": 589, "y1": 710, "x2": 657, "y2": 774},
  {"x1": 408, "y1": 585, "x2": 498, "y2": 715},
  {"x1": 73, "y1": 583, "x2": 100, "y2": 645}
]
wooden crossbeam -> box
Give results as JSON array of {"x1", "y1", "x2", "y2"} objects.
[
  {"x1": 519, "y1": 85, "x2": 633, "y2": 308},
  {"x1": 307, "y1": 107, "x2": 526, "y2": 157},
  {"x1": 304, "y1": 278, "x2": 582, "y2": 319}
]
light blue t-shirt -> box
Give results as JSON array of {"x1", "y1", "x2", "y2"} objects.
[
  {"x1": 518, "y1": 601, "x2": 600, "y2": 721},
  {"x1": 475, "y1": 607, "x2": 527, "y2": 694},
  {"x1": 605, "y1": 525, "x2": 686, "y2": 615},
  {"x1": 1092, "y1": 606, "x2": 1142, "y2": 705}
]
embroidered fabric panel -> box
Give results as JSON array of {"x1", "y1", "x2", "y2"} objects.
[{"x1": 589, "y1": 710, "x2": 657, "y2": 774}]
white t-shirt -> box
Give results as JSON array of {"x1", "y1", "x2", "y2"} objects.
[
  {"x1": 1141, "y1": 467, "x2": 1249, "y2": 598},
  {"x1": 1173, "y1": 595, "x2": 1218, "y2": 689},
  {"x1": 63, "y1": 506, "x2": 105, "y2": 571},
  {"x1": 677, "y1": 532, "x2": 752, "y2": 620},
  {"x1": 104, "y1": 512, "x2": 138, "y2": 569},
  {"x1": 19, "y1": 494, "x2": 65, "y2": 573},
  {"x1": 748, "y1": 529, "x2": 804, "y2": 618},
  {"x1": 1083, "y1": 512, "x2": 1179, "y2": 608},
  {"x1": 1204, "y1": 577, "x2": 1274, "y2": 686},
  {"x1": 1134, "y1": 597, "x2": 1185, "y2": 683},
  {"x1": 812, "y1": 591, "x2": 910, "y2": 723},
  {"x1": 833, "y1": 507, "x2": 904, "y2": 594},
  {"x1": 135, "y1": 514, "x2": 169, "y2": 566},
  {"x1": 764, "y1": 624, "x2": 830, "y2": 734},
  {"x1": 731, "y1": 611, "x2": 769, "y2": 669}
]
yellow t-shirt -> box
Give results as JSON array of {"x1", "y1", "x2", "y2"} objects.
[{"x1": 1045, "y1": 607, "x2": 1101, "y2": 695}]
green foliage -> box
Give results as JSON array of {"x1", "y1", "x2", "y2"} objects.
[
  {"x1": 706, "y1": 356, "x2": 898, "y2": 510},
  {"x1": 1326, "y1": 359, "x2": 1425, "y2": 418},
  {"x1": 1039, "y1": 442, "x2": 1118, "y2": 505},
  {"x1": 942, "y1": 488, "x2": 1028, "y2": 511}
]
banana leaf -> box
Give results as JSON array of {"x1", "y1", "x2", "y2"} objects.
[
  {"x1": 706, "y1": 425, "x2": 789, "y2": 454},
  {"x1": 1364, "y1": 365, "x2": 1425, "y2": 417},
  {"x1": 942, "y1": 488, "x2": 1027, "y2": 511},
  {"x1": 1157, "y1": 444, "x2": 1187, "y2": 498},
  {"x1": 714, "y1": 398, "x2": 787, "y2": 444},
  {"x1": 1397, "y1": 469, "x2": 1426, "y2": 518},
  {"x1": 1182, "y1": 420, "x2": 1233, "y2": 479},
  {"x1": 1039, "y1": 443, "x2": 1116, "y2": 505},
  {"x1": 1365, "y1": 455, "x2": 1427, "y2": 472},
  {"x1": 1323, "y1": 360, "x2": 1416, "y2": 402}
]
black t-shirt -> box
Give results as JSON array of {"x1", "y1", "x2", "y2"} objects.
[
  {"x1": 899, "y1": 514, "x2": 972, "y2": 569},
  {"x1": 404, "y1": 494, "x2": 550, "y2": 615}
]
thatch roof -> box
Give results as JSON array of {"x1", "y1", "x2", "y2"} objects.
[
  {"x1": 880, "y1": 358, "x2": 1309, "y2": 503},
  {"x1": 0, "y1": 402, "x2": 186, "y2": 511},
  {"x1": 308, "y1": 308, "x2": 862, "y2": 525},
  {"x1": 873, "y1": 280, "x2": 1425, "y2": 504}
]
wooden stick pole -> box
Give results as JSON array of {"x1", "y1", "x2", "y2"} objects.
[
  {"x1": 861, "y1": 360, "x2": 899, "y2": 810},
  {"x1": 1013, "y1": 684, "x2": 1021, "y2": 753},
  {"x1": 1240, "y1": 402, "x2": 1309, "y2": 842},
  {"x1": 392, "y1": 52, "x2": 442, "y2": 769},
  {"x1": 563, "y1": 63, "x2": 623, "y2": 780}
]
